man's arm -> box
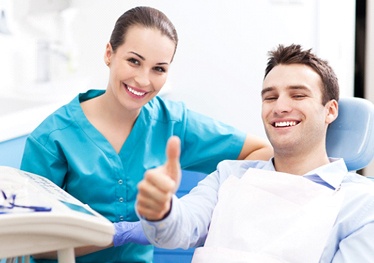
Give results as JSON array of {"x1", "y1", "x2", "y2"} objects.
[
  {"x1": 136, "y1": 136, "x2": 217, "y2": 249},
  {"x1": 331, "y1": 222, "x2": 374, "y2": 262},
  {"x1": 137, "y1": 136, "x2": 181, "y2": 221}
]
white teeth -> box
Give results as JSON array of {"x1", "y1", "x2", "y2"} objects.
[
  {"x1": 275, "y1": 121, "x2": 297, "y2": 127},
  {"x1": 127, "y1": 86, "x2": 146, "y2": 96}
]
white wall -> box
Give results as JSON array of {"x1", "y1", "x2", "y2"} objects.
[
  {"x1": 56, "y1": 0, "x2": 354, "y2": 138},
  {"x1": 1, "y1": 0, "x2": 356, "y2": 138}
]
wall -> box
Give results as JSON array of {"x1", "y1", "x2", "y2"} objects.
[
  {"x1": 1, "y1": 0, "x2": 361, "y2": 163},
  {"x1": 65, "y1": 0, "x2": 356, "y2": 137}
]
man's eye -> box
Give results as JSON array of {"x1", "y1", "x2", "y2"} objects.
[
  {"x1": 263, "y1": 97, "x2": 277, "y2": 101},
  {"x1": 293, "y1": 94, "x2": 307, "y2": 99}
]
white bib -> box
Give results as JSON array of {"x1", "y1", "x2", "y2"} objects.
[{"x1": 192, "y1": 168, "x2": 344, "y2": 263}]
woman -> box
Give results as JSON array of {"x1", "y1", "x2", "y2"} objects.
[{"x1": 21, "y1": 6, "x2": 272, "y2": 263}]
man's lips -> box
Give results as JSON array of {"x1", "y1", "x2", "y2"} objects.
[{"x1": 272, "y1": 121, "x2": 299, "y2": 127}]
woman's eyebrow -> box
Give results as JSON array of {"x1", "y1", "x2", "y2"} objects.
[
  {"x1": 129, "y1": 51, "x2": 170, "y2": 65},
  {"x1": 129, "y1": 51, "x2": 145, "y2": 61}
]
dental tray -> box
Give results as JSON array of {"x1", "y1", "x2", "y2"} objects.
[{"x1": 0, "y1": 166, "x2": 114, "y2": 262}]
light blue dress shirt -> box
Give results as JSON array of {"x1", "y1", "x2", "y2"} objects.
[
  {"x1": 141, "y1": 158, "x2": 374, "y2": 262},
  {"x1": 20, "y1": 89, "x2": 246, "y2": 263}
]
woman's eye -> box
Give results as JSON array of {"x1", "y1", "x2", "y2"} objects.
[
  {"x1": 128, "y1": 58, "x2": 140, "y2": 65},
  {"x1": 154, "y1": 66, "x2": 166, "y2": 73}
]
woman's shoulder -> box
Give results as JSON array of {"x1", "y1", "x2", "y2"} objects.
[
  {"x1": 30, "y1": 93, "x2": 84, "y2": 137},
  {"x1": 145, "y1": 96, "x2": 187, "y2": 121},
  {"x1": 147, "y1": 96, "x2": 186, "y2": 109}
]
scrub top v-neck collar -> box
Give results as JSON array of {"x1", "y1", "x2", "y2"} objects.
[{"x1": 72, "y1": 90, "x2": 147, "y2": 159}]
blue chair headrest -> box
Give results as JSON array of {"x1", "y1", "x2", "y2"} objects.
[{"x1": 326, "y1": 97, "x2": 374, "y2": 171}]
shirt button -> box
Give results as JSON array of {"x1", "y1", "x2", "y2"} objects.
[
  {"x1": 118, "y1": 179, "x2": 123, "y2": 185},
  {"x1": 119, "y1": 216, "x2": 124, "y2": 221},
  {"x1": 119, "y1": 197, "x2": 124, "y2": 202}
]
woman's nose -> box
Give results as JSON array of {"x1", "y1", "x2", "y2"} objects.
[{"x1": 134, "y1": 69, "x2": 151, "y2": 87}]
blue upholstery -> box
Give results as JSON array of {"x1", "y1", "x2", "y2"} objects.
[{"x1": 326, "y1": 97, "x2": 374, "y2": 171}]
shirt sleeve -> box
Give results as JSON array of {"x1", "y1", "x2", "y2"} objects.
[
  {"x1": 20, "y1": 134, "x2": 67, "y2": 187},
  {"x1": 332, "y1": 221, "x2": 374, "y2": 262},
  {"x1": 139, "y1": 161, "x2": 249, "y2": 249},
  {"x1": 140, "y1": 168, "x2": 224, "y2": 249}
]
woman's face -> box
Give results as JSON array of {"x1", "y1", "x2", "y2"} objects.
[{"x1": 105, "y1": 25, "x2": 175, "y2": 112}]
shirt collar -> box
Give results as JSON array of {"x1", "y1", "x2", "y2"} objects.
[
  {"x1": 304, "y1": 158, "x2": 347, "y2": 189},
  {"x1": 265, "y1": 158, "x2": 347, "y2": 190},
  {"x1": 263, "y1": 158, "x2": 276, "y2": 171}
]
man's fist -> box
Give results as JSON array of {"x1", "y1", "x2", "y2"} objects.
[{"x1": 136, "y1": 136, "x2": 182, "y2": 221}]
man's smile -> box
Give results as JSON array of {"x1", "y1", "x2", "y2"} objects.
[{"x1": 273, "y1": 121, "x2": 299, "y2": 127}]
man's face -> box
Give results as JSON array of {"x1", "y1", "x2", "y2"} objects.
[{"x1": 261, "y1": 64, "x2": 336, "y2": 156}]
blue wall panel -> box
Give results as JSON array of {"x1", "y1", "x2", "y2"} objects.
[{"x1": 0, "y1": 135, "x2": 28, "y2": 168}]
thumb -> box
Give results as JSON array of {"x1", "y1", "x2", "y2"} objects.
[{"x1": 165, "y1": 136, "x2": 181, "y2": 192}]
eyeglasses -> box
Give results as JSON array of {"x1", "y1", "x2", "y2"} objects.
[{"x1": 0, "y1": 189, "x2": 52, "y2": 214}]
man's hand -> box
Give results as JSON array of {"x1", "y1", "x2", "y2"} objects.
[{"x1": 136, "y1": 136, "x2": 182, "y2": 221}]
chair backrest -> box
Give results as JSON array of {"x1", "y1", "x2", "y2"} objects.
[{"x1": 326, "y1": 97, "x2": 374, "y2": 171}]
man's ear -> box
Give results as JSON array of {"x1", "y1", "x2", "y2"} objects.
[{"x1": 325, "y1": 99, "x2": 339, "y2": 124}]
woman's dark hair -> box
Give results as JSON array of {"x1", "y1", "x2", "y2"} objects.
[
  {"x1": 265, "y1": 44, "x2": 339, "y2": 105},
  {"x1": 110, "y1": 6, "x2": 178, "y2": 60}
]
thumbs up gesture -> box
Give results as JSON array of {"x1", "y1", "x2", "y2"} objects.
[{"x1": 136, "y1": 136, "x2": 182, "y2": 221}]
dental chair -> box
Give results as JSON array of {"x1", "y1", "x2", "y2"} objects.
[
  {"x1": 326, "y1": 97, "x2": 374, "y2": 173},
  {"x1": 153, "y1": 96, "x2": 374, "y2": 263}
]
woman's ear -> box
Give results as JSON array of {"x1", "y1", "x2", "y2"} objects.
[
  {"x1": 325, "y1": 99, "x2": 339, "y2": 124},
  {"x1": 104, "y1": 43, "x2": 113, "y2": 66}
]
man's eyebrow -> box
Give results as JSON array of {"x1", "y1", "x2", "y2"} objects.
[
  {"x1": 129, "y1": 51, "x2": 170, "y2": 65},
  {"x1": 261, "y1": 85, "x2": 311, "y2": 96},
  {"x1": 261, "y1": 87, "x2": 274, "y2": 96},
  {"x1": 287, "y1": 85, "x2": 312, "y2": 93}
]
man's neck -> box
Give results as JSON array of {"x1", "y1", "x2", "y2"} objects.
[{"x1": 273, "y1": 151, "x2": 330, "y2": 175}]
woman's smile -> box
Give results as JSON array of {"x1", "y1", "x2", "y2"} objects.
[{"x1": 124, "y1": 83, "x2": 148, "y2": 98}]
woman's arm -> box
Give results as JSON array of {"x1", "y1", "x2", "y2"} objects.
[
  {"x1": 32, "y1": 221, "x2": 149, "y2": 259},
  {"x1": 237, "y1": 134, "x2": 273, "y2": 161},
  {"x1": 32, "y1": 244, "x2": 111, "y2": 259}
]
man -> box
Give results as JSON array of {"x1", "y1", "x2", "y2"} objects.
[{"x1": 136, "y1": 44, "x2": 374, "y2": 262}]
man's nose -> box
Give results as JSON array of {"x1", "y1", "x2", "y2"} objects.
[{"x1": 273, "y1": 97, "x2": 292, "y2": 114}]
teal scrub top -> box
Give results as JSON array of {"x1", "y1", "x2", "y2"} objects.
[{"x1": 21, "y1": 89, "x2": 246, "y2": 263}]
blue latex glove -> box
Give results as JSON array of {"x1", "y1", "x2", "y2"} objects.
[{"x1": 113, "y1": 221, "x2": 150, "y2": 247}]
